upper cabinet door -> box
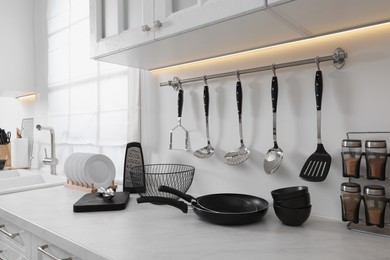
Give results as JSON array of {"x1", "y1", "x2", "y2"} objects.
[
  {"x1": 90, "y1": 0, "x2": 154, "y2": 58},
  {"x1": 154, "y1": 0, "x2": 266, "y2": 39}
]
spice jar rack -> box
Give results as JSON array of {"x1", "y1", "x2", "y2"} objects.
[{"x1": 342, "y1": 132, "x2": 390, "y2": 238}]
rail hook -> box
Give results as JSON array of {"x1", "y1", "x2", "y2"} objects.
[
  {"x1": 236, "y1": 70, "x2": 241, "y2": 82},
  {"x1": 315, "y1": 56, "x2": 320, "y2": 71},
  {"x1": 271, "y1": 64, "x2": 276, "y2": 76},
  {"x1": 203, "y1": 75, "x2": 208, "y2": 86}
]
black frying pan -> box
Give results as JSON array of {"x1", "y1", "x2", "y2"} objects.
[{"x1": 137, "y1": 186, "x2": 269, "y2": 225}]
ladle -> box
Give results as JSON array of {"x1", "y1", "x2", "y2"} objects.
[
  {"x1": 194, "y1": 78, "x2": 215, "y2": 158},
  {"x1": 264, "y1": 65, "x2": 283, "y2": 174},
  {"x1": 224, "y1": 71, "x2": 250, "y2": 165}
]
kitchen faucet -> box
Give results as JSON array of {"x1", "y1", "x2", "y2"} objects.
[{"x1": 36, "y1": 125, "x2": 58, "y2": 175}]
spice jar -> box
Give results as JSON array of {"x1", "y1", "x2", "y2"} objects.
[
  {"x1": 340, "y1": 182, "x2": 361, "y2": 223},
  {"x1": 363, "y1": 185, "x2": 386, "y2": 228},
  {"x1": 341, "y1": 139, "x2": 362, "y2": 178},
  {"x1": 365, "y1": 140, "x2": 387, "y2": 181}
]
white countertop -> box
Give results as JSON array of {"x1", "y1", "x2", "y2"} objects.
[{"x1": 0, "y1": 185, "x2": 388, "y2": 260}]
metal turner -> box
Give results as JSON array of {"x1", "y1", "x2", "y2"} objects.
[{"x1": 300, "y1": 62, "x2": 331, "y2": 182}]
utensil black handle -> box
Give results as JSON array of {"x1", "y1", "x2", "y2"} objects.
[
  {"x1": 315, "y1": 70, "x2": 322, "y2": 111},
  {"x1": 236, "y1": 81, "x2": 242, "y2": 115},
  {"x1": 137, "y1": 196, "x2": 188, "y2": 213},
  {"x1": 178, "y1": 89, "x2": 184, "y2": 117},
  {"x1": 203, "y1": 85, "x2": 209, "y2": 117},
  {"x1": 158, "y1": 185, "x2": 196, "y2": 203},
  {"x1": 271, "y1": 76, "x2": 278, "y2": 113}
]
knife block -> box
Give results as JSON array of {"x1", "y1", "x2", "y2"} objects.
[{"x1": 0, "y1": 144, "x2": 11, "y2": 167}]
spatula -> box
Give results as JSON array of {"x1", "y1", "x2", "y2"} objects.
[{"x1": 300, "y1": 69, "x2": 331, "y2": 182}]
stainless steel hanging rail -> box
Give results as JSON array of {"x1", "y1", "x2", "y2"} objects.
[{"x1": 160, "y1": 48, "x2": 347, "y2": 88}]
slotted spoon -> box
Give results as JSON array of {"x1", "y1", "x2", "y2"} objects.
[
  {"x1": 224, "y1": 80, "x2": 250, "y2": 165},
  {"x1": 300, "y1": 68, "x2": 331, "y2": 182}
]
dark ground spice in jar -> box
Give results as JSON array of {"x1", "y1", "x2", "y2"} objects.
[
  {"x1": 341, "y1": 183, "x2": 361, "y2": 223},
  {"x1": 368, "y1": 157, "x2": 386, "y2": 178},
  {"x1": 344, "y1": 157, "x2": 360, "y2": 177}
]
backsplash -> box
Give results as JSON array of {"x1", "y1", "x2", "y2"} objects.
[{"x1": 141, "y1": 23, "x2": 390, "y2": 221}]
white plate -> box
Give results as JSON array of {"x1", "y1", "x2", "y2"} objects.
[
  {"x1": 76, "y1": 153, "x2": 93, "y2": 186},
  {"x1": 69, "y1": 153, "x2": 83, "y2": 184},
  {"x1": 83, "y1": 154, "x2": 115, "y2": 189},
  {"x1": 64, "y1": 153, "x2": 79, "y2": 182}
]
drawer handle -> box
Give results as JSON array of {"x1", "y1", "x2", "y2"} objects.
[
  {"x1": 141, "y1": 24, "x2": 151, "y2": 32},
  {"x1": 37, "y1": 245, "x2": 72, "y2": 260},
  {"x1": 153, "y1": 20, "x2": 163, "y2": 28},
  {"x1": 0, "y1": 224, "x2": 19, "y2": 239}
]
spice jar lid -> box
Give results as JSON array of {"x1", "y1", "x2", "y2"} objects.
[
  {"x1": 342, "y1": 139, "x2": 362, "y2": 148},
  {"x1": 341, "y1": 182, "x2": 361, "y2": 192},
  {"x1": 364, "y1": 185, "x2": 385, "y2": 196},
  {"x1": 365, "y1": 140, "x2": 387, "y2": 148}
]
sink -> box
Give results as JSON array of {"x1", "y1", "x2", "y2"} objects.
[{"x1": 0, "y1": 169, "x2": 66, "y2": 195}]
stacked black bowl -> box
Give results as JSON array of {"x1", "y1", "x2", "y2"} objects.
[{"x1": 271, "y1": 186, "x2": 311, "y2": 226}]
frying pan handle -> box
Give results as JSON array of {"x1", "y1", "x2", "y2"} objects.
[
  {"x1": 158, "y1": 185, "x2": 196, "y2": 203},
  {"x1": 271, "y1": 76, "x2": 278, "y2": 113},
  {"x1": 315, "y1": 70, "x2": 322, "y2": 111},
  {"x1": 204, "y1": 85, "x2": 209, "y2": 117},
  {"x1": 178, "y1": 89, "x2": 184, "y2": 117},
  {"x1": 137, "y1": 197, "x2": 188, "y2": 213}
]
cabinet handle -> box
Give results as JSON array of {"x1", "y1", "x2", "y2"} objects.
[
  {"x1": 153, "y1": 20, "x2": 163, "y2": 28},
  {"x1": 0, "y1": 224, "x2": 19, "y2": 239},
  {"x1": 141, "y1": 24, "x2": 151, "y2": 32},
  {"x1": 37, "y1": 245, "x2": 72, "y2": 260}
]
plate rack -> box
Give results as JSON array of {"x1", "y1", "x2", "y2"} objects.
[
  {"x1": 64, "y1": 179, "x2": 116, "y2": 193},
  {"x1": 344, "y1": 131, "x2": 390, "y2": 238}
]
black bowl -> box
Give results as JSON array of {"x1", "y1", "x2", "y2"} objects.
[
  {"x1": 273, "y1": 193, "x2": 311, "y2": 208},
  {"x1": 271, "y1": 186, "x2": 308, "y2": 201},
  {"x1": 0, "y1": 159, "x2": 6, "y2": 170},
  {"x1": 273, "y1": 204, "x2": 311, "y2": 226}
]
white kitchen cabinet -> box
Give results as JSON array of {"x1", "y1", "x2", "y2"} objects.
[
  {"x1": 0, "y1": 0, "x2": 35, "y2": 97},
  {"x1": 31, "y1": 237, "x2": 81, "y2": 260},
  {"x1": 90, "y1": 0, "x2": 390, "y2": 70},
  {"x1": 269, "y1": 0, "x2": 390, "y2": 36},
  {"x1": 0, "y1": 218, "x2": 31, "y2": 259},
  {"x1": 0, "y1": 241, "x2": 27, "y2": 260},
  {"x1": 90, "y1": 0, "x2": 267, "y2": 68}
]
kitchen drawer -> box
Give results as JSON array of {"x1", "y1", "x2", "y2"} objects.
[
  {"x1": 32, "y1": 237, "x2": 82, "y2": 260},
  {"x1": 0, "y1": 240, "x2": 28, "y2": 260},
  {"x1": 0, "y1": 218, "x2": 30, "y2": 257}
]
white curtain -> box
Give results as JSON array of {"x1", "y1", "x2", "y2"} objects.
[{"x1": 35, "y1": 0, "x2": 140, "y2": 179}]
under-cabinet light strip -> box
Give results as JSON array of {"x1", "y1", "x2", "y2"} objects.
[{"x1": 160, "y1": 48, "x2": 347, "y2": 88}]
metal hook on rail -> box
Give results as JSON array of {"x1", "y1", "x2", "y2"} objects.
[
  {"x1": 271, "y1": 64, "x2": 276, "y2": 76},
  {"x1": 315, "y1": 56, "x2": 320, "y2": 71},
  {"x1": 203, "y1": 75, "x2": 208, "y2": 86},
  {"x1": 236, "y1": 70, "x2": 241, "y2": 82}
]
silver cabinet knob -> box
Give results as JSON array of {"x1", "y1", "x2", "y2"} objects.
[
  {"x1": 141, "y1": 25, "x2": 151, "y2": 32},
  {"x1": 153, "y1": 20, "x2": 163, "y2": 28}
]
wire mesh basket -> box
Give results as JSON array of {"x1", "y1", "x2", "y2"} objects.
[{"x1": 130, "y1": 164, "x2": 195, "y2": 199}]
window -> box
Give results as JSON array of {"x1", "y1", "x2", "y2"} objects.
[{"x1": 44, "y1": 0, "x2": 140, "y2": 179}]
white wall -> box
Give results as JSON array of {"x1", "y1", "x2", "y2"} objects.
[
  {"x1": 141, "y1": 23, "x2": 390, "y2": 220},
  {"x1": 0, "y1": 0, "x2": 35, "y2": 97}
]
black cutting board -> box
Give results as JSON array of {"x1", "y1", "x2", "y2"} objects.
[{"x1": 73, "y1": 192, "x2": 130, "y2": 212}]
